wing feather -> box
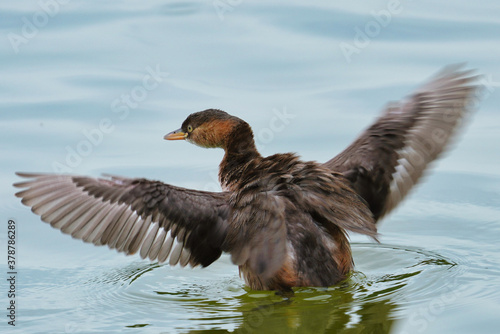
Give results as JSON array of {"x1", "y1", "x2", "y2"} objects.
[
  {"x1": 323, "y1": 65, "x2": 479, "y2": 220},
  {"x1": 14, "y1": 173, "x2": 230, "y2": 267}
]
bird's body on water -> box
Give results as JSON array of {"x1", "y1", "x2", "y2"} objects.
[{"x1": 15, "y1": 65, "x2": 478, "y2": 291}]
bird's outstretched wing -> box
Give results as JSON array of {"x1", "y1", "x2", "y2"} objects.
[
  {"x1": 14, "y1": 173, "x2": 230, "y2": 267},
  {"x1": 323, "y1": 65, "x2": 480, "y2": 220}
]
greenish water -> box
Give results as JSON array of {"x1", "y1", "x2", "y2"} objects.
[{"x1": 1, "y1": 1, "x2": 500, "y2": 333}]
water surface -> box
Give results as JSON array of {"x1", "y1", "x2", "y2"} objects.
[{"x1": 1, "y1": 1, "x2": 499, "y2": 333}]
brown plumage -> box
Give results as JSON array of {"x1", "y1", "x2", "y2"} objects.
[{"x1": 14, "y1": 65, "x2": 479, "y2": 291}]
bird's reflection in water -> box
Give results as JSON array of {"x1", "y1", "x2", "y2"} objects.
[
  {"x1": 97, "y1": 242, "x2": 455, "y2": 334},
  {"x1": 103, "y1": 263, "x2": 397, "y2": 333},
  {"x1": 178, "y1": 280, "x2": 397, "y2": 334}
]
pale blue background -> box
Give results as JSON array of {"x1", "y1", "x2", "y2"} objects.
[{"x1": 1, "y1": 1, "x2": 499, "y2": 333}]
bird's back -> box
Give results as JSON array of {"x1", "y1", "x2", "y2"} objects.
[{"x1": 222, "y1": 153, "x2": 376, "y2": 290}]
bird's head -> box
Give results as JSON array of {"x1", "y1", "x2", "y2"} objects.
[{"x1": 164, "y1": 109, "x2": 252, "y2": 150}]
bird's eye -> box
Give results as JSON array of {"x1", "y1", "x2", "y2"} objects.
[{"x1": 187, "y1": 125, "x2": 193, "y2": 132}]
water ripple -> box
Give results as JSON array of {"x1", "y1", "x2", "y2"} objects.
[{"x1": 48, "y1": 242, "x2": 476, "y2": 333}]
